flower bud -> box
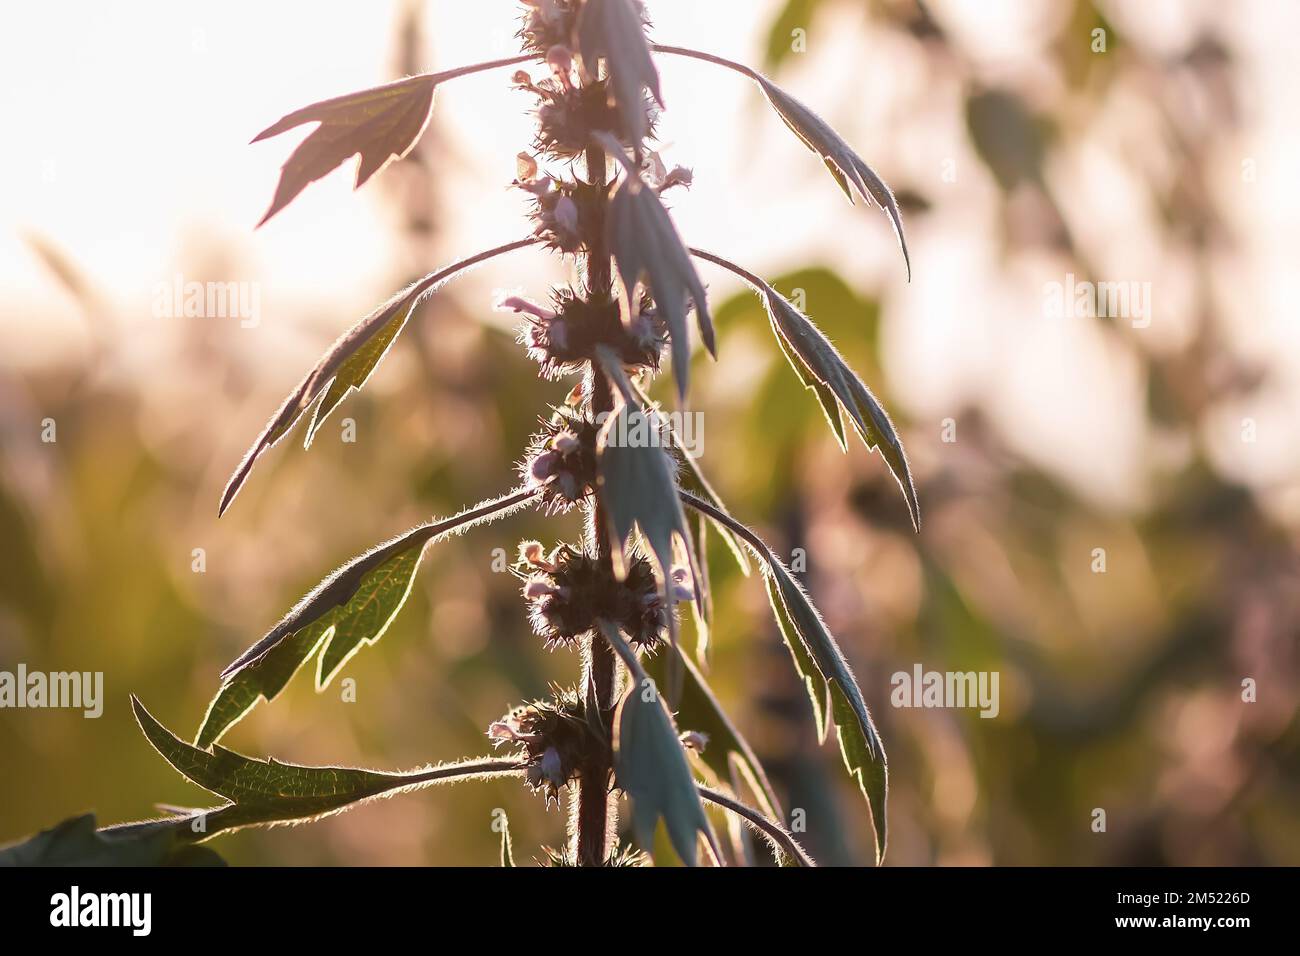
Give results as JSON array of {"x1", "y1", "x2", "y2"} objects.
[
  {"x1": 521, "y1": 408, "x2": 600, "y2": 513},
  {"x1": 545, "y1": 45, "x2": 574, "y2": 85},
  {"x1": 680, "y1": 731, "x2": 709, "y2": 753},
  {"x1": 670, "y1": 565, "x2": 696, "y2": 603},
  {"x1": 516, "y1": 151, "x2": 539, "y2": 183}
]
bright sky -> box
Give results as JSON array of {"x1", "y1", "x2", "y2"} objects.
[
  {"x1": 2, "y1": 0, "x2": 1297, "y2": 514},
  {"x1": 0, "y1": 1, "x2": 794, "y2": 347}
]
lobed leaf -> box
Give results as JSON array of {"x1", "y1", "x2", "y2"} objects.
[
  {"x1": 218, "y1": 239, "x2": 538, "y2": 516},
  {"x1": 767, "y1": 562, "x2": 888, "y2": 863},
  {"x1": 599, "y1": 622, "x2": 715, "y2": 866},
  {"x1": 766, "y1": 573, "x2": 830, "y2": 742},
  {"x1": 688, "y1": 246, "x2": 918, "y2": 532},
  {"x1": 651, "y1": 44, "x2": 910, "y2": 279},
  {"x1": 762, "y1": 286, "x2": 919, "y2": 530},
  {"x1": 198, "y1": 487, "x2": 539, "y2": 747},
  {"x1": 136, "y1": 698, "x2": 524, "y2": 841},
  {"x1": 770, "y1": 308, "x2": 848, "y2": 451},
  {"x1": 303, "y1": 296, "x2": 414, "y2": 450},
  {"x1": 756, "y1": 78, "x2": 910, "y2": 280},
  {"x1": 253, "y1": 74, "x2": 438, "y2": 227},
  {"x1": 621, "y1": 373, "x2": 748, "y2": 662},
  {"x1": 679, "y1": 491, "x2": 889, "y2": 864},
  {"x1": 577, "y1": 0, "x2": 662, "y2": 146}
]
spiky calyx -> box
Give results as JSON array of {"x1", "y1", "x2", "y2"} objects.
[
  {"x1": 539, "y1": 842, "x2": 649, "y2": 867},
  {"x1": 515, "y1": 167, "x2": 603, "y2": 255},
  {"x1": 512, "y1": 60, "x2": 657, "y2": 163},
  {"x1": 517, "y1": 542, "x2": 670, "y2": 650},
  {"x1": 488, "y1": 689, "x2": 605, "y2": 806},
  {"x1": 516, "y1": 0, "x2": 580, "y2": 59},
  {"x1": 513, "y1": 287, "x2": 666, "y2": 380},
  {"x1": 535, "y1": 77, "x2": 654, "y2": 160}
]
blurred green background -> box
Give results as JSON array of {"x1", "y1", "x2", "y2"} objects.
[{"x1": 1, "y1": 0, "x2": 1297, "y2": 865}]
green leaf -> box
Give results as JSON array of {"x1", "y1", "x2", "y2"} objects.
[
  {"x1": 686, "y1": 249, "x2": 917, "y2": 530},
  {"x1": 623, "y1": 370, "x2": 747, "y2": 664},
  {"x1": 646, "y1": 647, "x2": 782, "y2": 822},
  {"x1": 596, "y1": 401, "x2": 693, "y2": 583},
  {"x1": 199, "y1": 487, "x2": 539, "y2": 746},
  {"x1": 599, "y1": 623, "x2": 715, "y2": 866},
  {"x1": 768, "y1": 563, "x2": 888, "y2": 862},
  {"x1": 137, "y1": 697, "x2": 525, "y2": 839},
  {"x1": 0, "y1": 813, "x2": 225, "y2": 867},
  {"x1": 631, "y1": 375, "x2": 751, "y2": 579},
  {"x1": 765, "y1": 572, "x2": 829, "y2": 741},
  {"x1": 577, "y1": 0, "x2": 662, "y2": 145},
  {"x1": 198, "y1": 538, "x2": 422, "y2": 748},
  {"x1": 685, "y1": 512, "x2": 713, "y2": 660},
  {"x1": 757, "y1": 77, "x2": 910, "y2": 279},
  {"x1": 253, "y1": 74, "x2": 437, "y2": 226},
  {"x1": 197, "y1": 622, "x2": 330, "y2": 750},
  {"x1": 596, "y1": 404, "x2": 703, "y2": 668},
  {"x1": 604, "y1": 145, "x2": 714, "y2": 400},
  {"x1": 650, "y1": 45, "x2": 908, "y2": 277},
  {"x1": 762, "y1": 286, "x2": 919, "y2": 530},
  {"x1": 829, "y1": 678, "x2": 888, "y2": 864},
  {"x1": 218, "y1": 239, "x2": 538, "y2": 516},
  {"x1": 679, "y1": 491, "x2": 889, "y2": 864},
  {"x1": 770, "y1": 309, "x2": 847, "y2": 450},
  {"x1": 303, "y1": 294, "x2": 417, "y2": 449}
]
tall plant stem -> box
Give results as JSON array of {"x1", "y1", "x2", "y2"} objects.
[{"x1": 574, "y1": 138, "x2": 619, "y2": 867}]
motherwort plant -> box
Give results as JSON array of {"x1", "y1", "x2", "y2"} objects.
[{"x1": 126, "y1": 0, "x2": 918, "y2": 867}]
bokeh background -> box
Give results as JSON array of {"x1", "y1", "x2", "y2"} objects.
[{"x1": 2, "y1": 0, "x2": 1298, "y2": 865}]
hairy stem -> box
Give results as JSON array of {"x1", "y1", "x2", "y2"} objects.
[
  {"x1": 585, "y1": 141, "x2": 613, "y2": 296},
  {"x1": 689, "y1": 246, "x2": 768, "y2": 291},
  {"x1": 679, "y1": 489, "x2": 778, "y2": 566},
  {"x1": 405, "y1": 236, "x2": 544, "y2": 308},
  {"x1": 696, "y1": 785, "x2": 816, "y2": 867},
  {"x1": 650, "y1": 43, "x2": 764, "y2": 83},
  {"x1": 573, "y1": 137, "x2": 620, "y2": 867},
  {"x1": 429, "y1": 52, "x2": 540, "y2": 85}
]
